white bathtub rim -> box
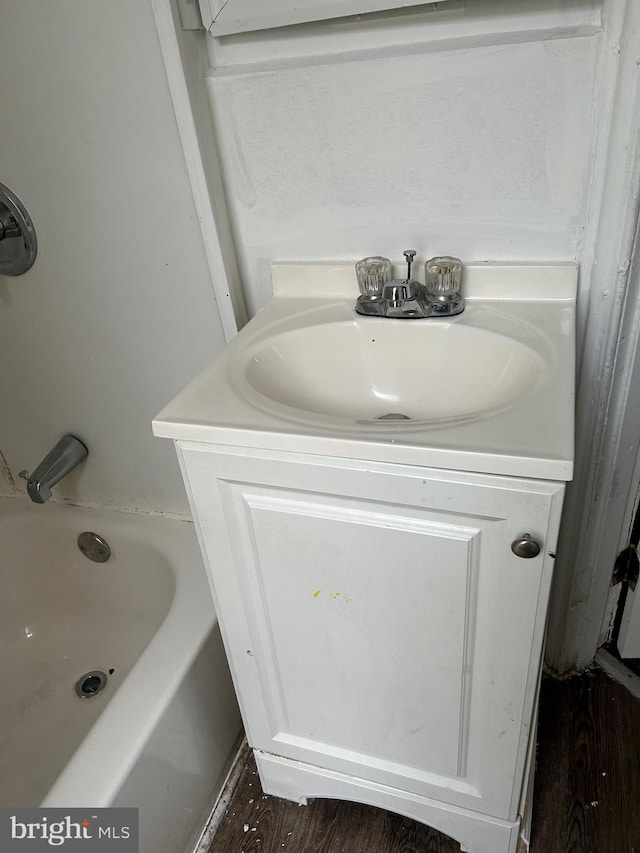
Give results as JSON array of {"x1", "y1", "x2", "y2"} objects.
[{"x1": 0, "y1": 499, "x2": 219, "y2": 808}]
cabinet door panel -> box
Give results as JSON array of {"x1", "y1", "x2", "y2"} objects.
[
  {"x1": 234, "y1": 487, "x2": 480, "y2": 782},
  {"x1": 179, "y1": 446, "x2": 564, "y2": 821}
]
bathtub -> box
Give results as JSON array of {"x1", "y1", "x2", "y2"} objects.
[{"x1": 0, "y1": 496, "x2": 242, "y2": 853}]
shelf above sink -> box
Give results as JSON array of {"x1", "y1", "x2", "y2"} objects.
[{"x1": 153, "y1": 262, "x2": 577, "y2": 481}]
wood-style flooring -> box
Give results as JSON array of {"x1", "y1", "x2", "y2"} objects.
[
  {"x1": 207, "y1": 669, "x2": 640, "y2": 853},
  {"x1": 533, "y1": 669, "x2": 640, "y2": 852}
]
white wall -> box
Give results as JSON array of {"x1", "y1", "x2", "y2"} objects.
[
  {"x1": 0, "y1": 0, "x2": 229, "y2": 514},
  {"x1": 206, "y1": 0, "x2": 601, "y2": 315}
]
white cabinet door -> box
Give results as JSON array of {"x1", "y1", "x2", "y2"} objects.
[{"x1": 178, "y1": 444, "x2": 564, "y2": 823}]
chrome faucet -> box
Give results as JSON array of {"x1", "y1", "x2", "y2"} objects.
[
  {"x1": 19, "y1": 434, "x2": 88, "y2": 503},
  {"x1": 355, "y1": 251, "x2": 464, "y2": 318}
]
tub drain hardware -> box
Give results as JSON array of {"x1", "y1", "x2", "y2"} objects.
[
  {"x1": 378, "y1": 413, "x2": 411, "y2": 421},
  {"x1": 77, "y1": 531, "x2": 111, "y2": 562},
  {"x1": 75, "y1": 670, "x2": 108, "y2": 699}
]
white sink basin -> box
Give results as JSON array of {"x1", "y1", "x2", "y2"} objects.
[
  {"x1": 243, "y1": 319, "x2": 542, "y2": 425},
  {"x1": 153, "y1": 262, "x2": 577, "y2": 481}
]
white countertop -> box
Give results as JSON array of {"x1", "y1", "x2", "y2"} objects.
[{"x1": 153, "y1": 262, "x2": 576, "y2": 481}]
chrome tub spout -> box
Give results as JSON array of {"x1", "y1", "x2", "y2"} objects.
[{"x1": 20, "y1": 434, "x2": 88, "y2": 503}]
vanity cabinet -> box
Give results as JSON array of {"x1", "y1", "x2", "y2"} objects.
[{"x1": 177, "y1": 441, "x2": 565, "y2": 853}]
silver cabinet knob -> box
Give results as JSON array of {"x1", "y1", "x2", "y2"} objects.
[{"x1": 511, "y1": 534, "x2": 541, "y2": 559}]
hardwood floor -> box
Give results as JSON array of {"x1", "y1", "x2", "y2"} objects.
[
  {"x1": 207, "y1": 670, "x2": 640, "y2": 853},
  {"x1": 532, "y1": 669, "x2": 640, "y2": 852}
]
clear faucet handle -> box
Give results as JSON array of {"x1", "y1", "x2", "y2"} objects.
[
  {"x1": 356, "y1": 256, "x2": 391, "y2": 301},
  {"x1": 425, "y1": 256, "x2": 462, "y2": 299}
]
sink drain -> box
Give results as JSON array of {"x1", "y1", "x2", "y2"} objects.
[
  {"x1": 75, "y1": 670, "x2": 108, "y2": 699},
  {"x1": 378, "y1": 413, "x2": 411, "y2": 421}
]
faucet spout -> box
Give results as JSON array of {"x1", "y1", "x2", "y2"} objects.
[{"x1": 21, "y1": 434, "x2": 88, "y2": 503}]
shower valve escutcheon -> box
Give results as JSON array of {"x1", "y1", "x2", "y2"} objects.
[
  {"x1": 355, "y1": 250, "x2": 464, "y2": 318},
  {"x1": 0, "y1": 182, "x2": 38, "y2": 276}
]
